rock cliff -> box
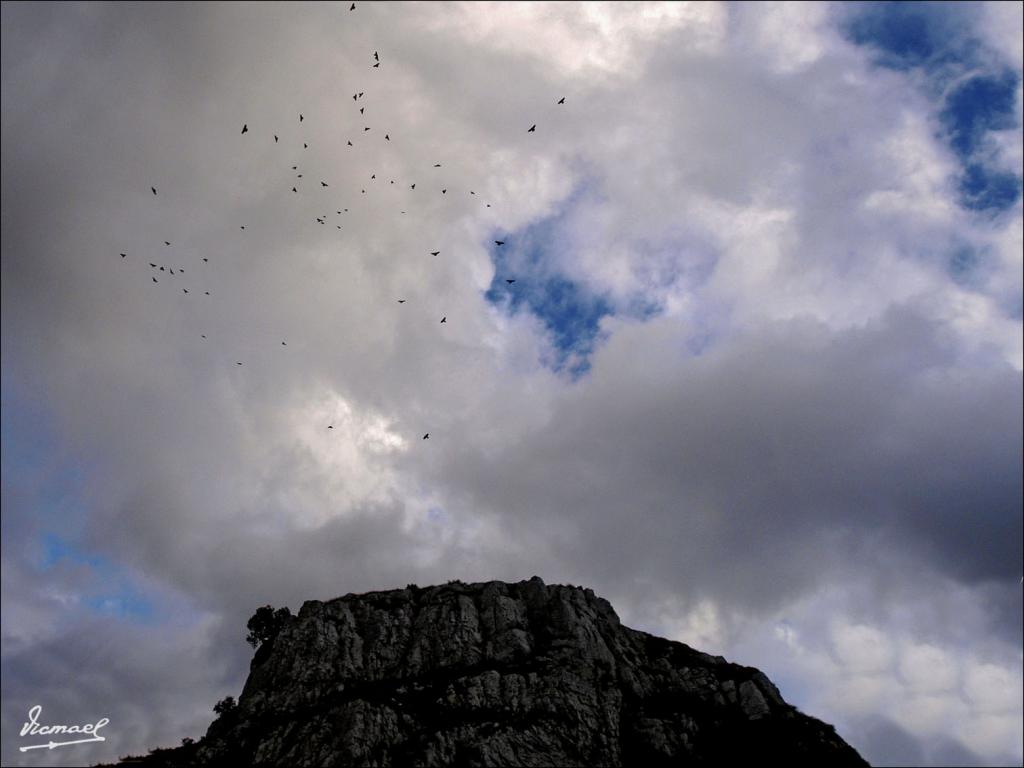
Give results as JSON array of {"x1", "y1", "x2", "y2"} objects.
[{"x1": 115, "y1": 577, "x2": 868, "y2": 766}]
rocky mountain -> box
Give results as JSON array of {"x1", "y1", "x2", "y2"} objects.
[{"x1": 114, "y1": 577, "x2": 868, "y2": 766}]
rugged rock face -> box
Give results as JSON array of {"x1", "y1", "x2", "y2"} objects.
[{"x1": 120, "y1": 577, "x2": 868, "y2": 766}]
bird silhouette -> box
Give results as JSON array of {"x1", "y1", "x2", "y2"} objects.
[
  {"x1": 282, "y1": 341, "x2": 287, "y2": 345},
  {"x1": 165, "y1": 241, "x2": 171, "y2": 246},
  {"x1": 434, "y1": 164, "x2": 441, "y2": 167},
  {"x1": 304, "y1": 143, "x2": 308, "y2": 148},
  {"x1": 240, "y1": 226, "x2": 245, "y2": 230},
  {"x1": 149, "y1": 263, "x2": 156, "y2": 268},
  {"x1": 321, "y1": 181, "x2": 328, "y2": 187},
  {"x1": 442, "y1": 189, "x2": 447, "y2": 194},
  {"x1": 292, "y1": 187, "x2": 297, "y2": 193},
  {"x1": 299, "y1": 113, "x2": 304, "y2": 122},
  {"x1": 528, "y1": 124, "x2": 536, "y2": 132},
  {"x1": 506, "y1": 279, "x2": 516, "y2": 283},
  {"x1": 151, "y1": 187, "x2": 157, "y2": 195},
  {"x1": 440, "y1": 316, "x2": 446, "y2": 323},
  {"x1": 170, "y1": 268, "x2": 175, "y2": 274},
  {"x1": 374, "y1": 51, "x2": 379, "y2": 61},
  {"x1": 350, "y1": 2, "x2": 354, "y2": 9},
  {"x1": 364, "y1": 127, "x2": 370, "y2": 131},
  {"x1": 385, "y1": 134, "x2": 390, "y2": 141},
  {"x1": 205, "y1": 291, "x2": 210, "y2": 295},
  {"x1": 152, "y1": 277, "x2": 158, "y2": 283},
  {"x1": 411, "y1": 183, "x2": 416, "y2": 189},
  {"x1": 423, "y1": 433, "x2": 429, "y2": 439},
  {"x1": 160, "y1": 267, "x2": 165, "y2": 271},
  {"x1": 494, "y1": 240, "x2": 505, "y2": 245},
  {"x1": 558, "y1": 97, "x2": 565, "y2": 104},
  {"x1": 328, "y1": 425, "x2": 334, "y2": 429},
  {"x1": 347, "y1": 140, "x2": 353, "y2": 146},
  {"x1": 360, "y1": 107, "x2": 364, "y2": 114},
  {"x1": 241, "y1": 124, "x2": 248, "y2": 134},
  {"x1": 237, "y1": 362, "x2": 242, "y2": 366},
  {"x1": 398, "y1": 299, "x2": 406, "y2": 303},
  {"x1": 183, "y1": 288, "x2": 189, "y2": 294},
  {"x1": 201, "y1": 335, "x2": 206, "y2": 338},
  {"x1": 120, "y1": 253, "x2": 126, "y2": 258},
  {"x1": 274, "y1": 135, "x2": 278, "y2": 142},
  {"x1": 373, "y1": 62, "x2": 380, "y2": 68},
  {"x1": 431, "y1": 251, "x2": 440, "y2": 256},
  {"x1": 202, "y1": 258, "x2": 208, "y2": 262},
  {"x1": 292, "y1": 165, "x2": 298, "y2": 169}
]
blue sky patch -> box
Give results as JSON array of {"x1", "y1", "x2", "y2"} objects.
[
  {"x1": 841, "y1": 2, "x2": 1022, "y2": 214},
  {"x1": 37, "y1": 532, "x2": 156, "y2": 622},
  {"x1": 484, "y1": 220, "x2": 614, "y2": 377}
]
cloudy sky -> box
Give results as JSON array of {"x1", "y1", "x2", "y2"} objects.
[{"x1": 1, "y1": 2, "x2": 1021, "y2": 765}]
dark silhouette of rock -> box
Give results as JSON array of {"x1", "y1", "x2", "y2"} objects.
[{"x1": 108, "y1": 578, "x2": 868, "y2": 767}]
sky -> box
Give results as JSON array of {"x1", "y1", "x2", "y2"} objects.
[{"x1": 0, "y1": 2, "x2": 1021, "y2": 766}]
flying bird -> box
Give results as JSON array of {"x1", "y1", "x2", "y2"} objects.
[
  {"x1": 360, "y1": 107, "x2": 364, "y2": 114},
  {"x1": 201, "y1": 335, "x2": 206, "y2": 338},
  {"x1": 149, "y1": 263, "x2": 156, "y2": 267},
  {"x1": 202, "y1": 258, "x2": 208, "y2": 262},
  {"x1": 205, "y1": 291, "x2": 210, "y2": 295},
  {"x1": 328, "y1": 425, "x2": 333, "y2": 429},
  {"x1": 385, "y1": 134, "x2": 390, "y2": 141},
  {"x1": 152, "y1": 277, "x2": 158, "y2": 283},
  {"x1": 558, "y1": 97, "x2": 565, "y2": 104},
  {"x1": 430, "y1": 251, "x2": 439, "y2": 256},
  {"x1": 423, "y1": 433, "x2": 429, "y2": 440},
  {"x1": 440, "y1": 316, "x2": 446, "y2": 323},
  {"x1": 274, "y1": 135, "x2": 278, "y2": 142},
  {"x1": 442, "y1": 189, "x2": 446, "y2": 194},
  {"x1": 303, "y1": 143, "x2": 308, "y2": 148},
  {"x1": 237, "y1": 362, "x2": 242, "y2": 366},
  {"x1": 364, "y1": 127, "x2": 370, "y2": 131},
  {"x1": 282, "y1": 341, "x2": 287, "y2": 345},
  {"x1": 164, "y1": 241, "x2": 171, "y2": 246},
  {"x1": 151, "y1": 187, "x2": 157, "y2": 195},
  {"x1": 241, "y1": 124, "x2": 248, "y2": 134},
  {"x1": 347, "y1": 140, "x2": 353, "y2": 146},
  {"x1": 350, "y1": 2, "x2": 354, "y2": 9},
  {"x1": 299, "y1": 113, "x2": 304, "y2": 122},
  {"x1": 494, "y1": 240, "x2": 505, "y2": 246},
  {"x1": 411, "y1": 183, "x2": 416, "y2": 189},
  {"x1": 528, "y1": 124, "x2": 536, "y2": 132},
  {"x1": 240, "y1": 226, "x2": 245, "y2": 229},
  {"x1": 506, "y1": 279, "x2": 516, "y2": 283},
  {"x1": 292, "y1": 187, "x2": 297, "y2": 192},
  {"x1": 183, "y1": 288, "x2": 189, "y2": 294},
  {"x1": 397, "y1": 299, "x2": 406, "y2": 303},
  {"x1": 374, "y1": 51, "x2": 379, "y2": 61},
  {"x1": 160, "y1": 267, "x2": 165, "y2": 271},
  {"x1": 373, "y1": 62, "x2": 380, "y2": 68},
  {"x1": 321, "y1": 181, "x2": 328, "y2": 187},
  {"x1": 434, "y1": 164, "x2": 441, "y2": 167},
  {"x1": 120, "y1": 253, "x2": 126, "y2": 258},
  {"x1": 292, "y1": 165, "x2": 298, "y2": 170}
]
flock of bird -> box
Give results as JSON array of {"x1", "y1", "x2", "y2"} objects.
[{"x1": 122, "y1": 3, "x2": 565, "y2": 441}]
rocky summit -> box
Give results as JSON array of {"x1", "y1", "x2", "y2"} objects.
[{"x1": 117, "y1": 577, "x2": 868, "y2": 766}]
